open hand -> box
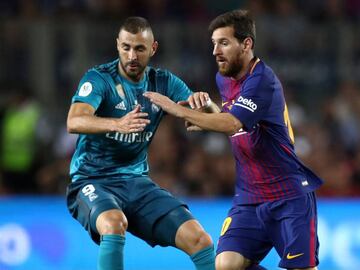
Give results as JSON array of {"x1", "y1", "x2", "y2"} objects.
[
  {"x1": 143, "y1": 91, "x2": 182, "y2": 117},
  {"x1": 114, "y1": 105, "x2": 150, "y2": 133}
]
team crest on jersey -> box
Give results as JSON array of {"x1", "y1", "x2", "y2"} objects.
[
  {"x1": 115, "y1": 101, "x2": 126, "y2": 110},
  {"x1": 151, "y1": 103, "x2": 160, "y2": 113},
  {"x1": 79, "y1": 82, "x2": 93, "y2": 97}
]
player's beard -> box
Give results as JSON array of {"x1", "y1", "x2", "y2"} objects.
[
  {"x1": 217, "y1": 56, "x2": 243, "y2": 78},
  {"x1": 121, "y1": 60, "x2": 148, "y2": 81}
]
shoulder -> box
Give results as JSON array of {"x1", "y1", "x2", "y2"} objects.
[
  {"x1": 86, "y1": 59, "x2": 119, "y2": 81},
  {"x1": 245, "y1": 59, "x2": 279, "y2": 89},
  {"x1": 92, "y1": 59, "x2": 119, "y2": 76},
  {"x1": 251, "y1": 59, "x2": 277, "y2": 82},
  {"x1": 147, "y1": 66, "x2": 186, "y2": 84},
  {"x1": 147, "y1": 66, "x2": 173, "y2": 79},
  {"x1": 80, "y1": 59, "x2": 119, "y2": 85}
]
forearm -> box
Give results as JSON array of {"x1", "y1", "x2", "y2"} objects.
[
  {"x1": 178, "y1": 106, "x2": 242, "y2": 135},
  {"x1": 67, "y1": 115, "x2": 117, "y2": 134}
]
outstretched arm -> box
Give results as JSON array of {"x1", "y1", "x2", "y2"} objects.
[
  {"x1": 67, "y1": 103, "x2": 150, "y2": 134},
  {"x1": 144, "y1": 92, "x2": 242, "y2": 135}
]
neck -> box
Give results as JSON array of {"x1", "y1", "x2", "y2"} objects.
[{"x1": 233, "y1": 54, "x2": 256, "y2": 80}]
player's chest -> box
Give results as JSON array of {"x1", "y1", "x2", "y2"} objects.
[
  {"x1": 220, "y1": 82, "x2": 243, "y2": 112},
  {"x1": 99, "y1": 84, "x2": 161, "y2": 120}
]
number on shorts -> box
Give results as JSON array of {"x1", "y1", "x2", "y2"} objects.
[{"x1": 82, "y1": 184, "x2": 95, "y2": 196}]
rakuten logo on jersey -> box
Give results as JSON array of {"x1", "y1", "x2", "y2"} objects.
[{"x1": 235, "y1": 96, "x2": 257, "y2": 112}]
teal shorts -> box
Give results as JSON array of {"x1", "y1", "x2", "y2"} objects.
[{"x1": 66, "y1": 176, "x2": 192, "y2": 246}]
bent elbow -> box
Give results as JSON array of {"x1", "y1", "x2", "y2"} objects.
[
  {"x1": 67, "y1": 118, "x2": 78, "y2": 134},
  {"x1": 226, "y1": 121, "x2": 243, "y2": 136}
]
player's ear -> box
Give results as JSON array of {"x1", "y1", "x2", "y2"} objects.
[
  {"x1": 243, "y1": 37, "x2": 253, "y2": 51},
  {"x1": 116, "y1": 38, "x2": 120, "y2": 51},
  {"x1": 151, "y1": 41, "x2": 158, "y2": 56}
]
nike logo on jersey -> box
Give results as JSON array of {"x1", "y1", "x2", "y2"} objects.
[
  {"x1": 286, "y1": 252, "x2": 304, "y2": 260},
  {"x1": 115, "y1": 101, "x2": 126, "y2": 110}
]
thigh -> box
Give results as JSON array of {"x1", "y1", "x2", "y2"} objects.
[
  {"x1": 66, "y1": 180, "x2": 125, "y2": 244},
  {"x1": 259, "y1": 192, "x2": 319, "y2": 269},
  {"x1": 125, "y1": 178, "x2": 188, "y2": 247},
  {"x1": 216, "y1": 204, "x2": 272, "y2": 263},
  {"x1": 154, "y1": 206, "x2": 195, "y2": 248}
]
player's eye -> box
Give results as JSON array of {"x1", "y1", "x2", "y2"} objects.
[
  {"x1": 136, "y1": 46, "x2": 146, "y2": 52},
  {"x1": 122, "y1": 45, "x2": 130, "y2": 51},
  {"x1": 221, "y1": 41, "x2": 228, "y2": 46}
]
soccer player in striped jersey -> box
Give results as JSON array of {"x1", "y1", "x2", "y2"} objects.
[
  {"x1": 144, "y1": 9, "x2": 322, "y2": 270},
  {"x1": 66, "y1": 17, "x2": 215, "y2": 270}
]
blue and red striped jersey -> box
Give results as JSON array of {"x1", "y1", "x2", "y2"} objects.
[{"x1": 217, "y1": 58, "x2": 323, "y2": 205}]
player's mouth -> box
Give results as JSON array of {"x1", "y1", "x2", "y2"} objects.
[
  {"x1": 127, "y1": 62, "x2": 140, "y2": 70},
  {"x1": 216, "y1": 57, "x2": 227, "y2": 65}
]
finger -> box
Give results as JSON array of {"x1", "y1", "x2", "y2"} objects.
[
  {"x1": 129, "y1": 127, "x2": 145, "y2": 133},
  {"x1": 193, "y1": 95, "x2": 202, "y2": 109},
  {"x1": 187, "y1": 96, "x2": 195, "y2": 109},
  {"x1": 130, "y1": 104, "x2": 141, "y2": 113},
  {"x1": 133, "y1": 118, "x2": 150, "y2": 124},
  {"x1": 131, "y1": 123, "x2": 148, "y2": 129},
  {"x1": 143, "y1": 91, "x2": 154, "y2": 98},
  {"x1": 134, "y1": 112, "x2": 149, "y2": 118},
  {"x1": 199, "y1": 92, "x2": 209, "y2": 107},
  {"x1": 187, "y1": 125, "x2": 202, "y2": 132}
]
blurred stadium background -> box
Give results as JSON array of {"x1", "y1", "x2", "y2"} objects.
[{"x1": 0, "y1": 0, "x2": 359, "y2": 269}]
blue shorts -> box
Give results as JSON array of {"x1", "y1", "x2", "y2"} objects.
[
  {"x1": 217, "y1": 192, "x2": 319, "y2": 269},
  {"x1": 66, "y1": 176, "x2": 192, "y2": 247}
]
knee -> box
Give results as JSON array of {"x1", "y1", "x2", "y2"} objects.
[
  {"x1": 216, "y1": 260, "x2": 247, "y2": 270},
  {"x1": 96, "y1": 209, "x2": 128, "y2": 236},
  {"x1": 194, "y1": 230, "x2": 213, "y2": 250},
  {"x1": 215, "y1": 252, "x2": 250, "y2": 270},
  {"x1": 176, "y1": 220, "x2": 213, "y2": 254},
  {"x1": 184, "y1": 228, "x2": 213, "y2": 254}
]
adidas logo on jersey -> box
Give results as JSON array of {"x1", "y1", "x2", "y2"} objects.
[
  {"x1": 235, "y1": 96, "x2": 258, "y2": 112},
  {"x1": 115, "y1": 101, "x2": 126, "y2": 110}
]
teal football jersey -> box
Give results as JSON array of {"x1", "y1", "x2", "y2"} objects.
[{"x1": 70, "y1": 59, "x2": 192, "y2": 181}]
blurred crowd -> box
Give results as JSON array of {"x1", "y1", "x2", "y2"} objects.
[{"x1": 0, "y1": 0, "x2": 359, "y2": 197}]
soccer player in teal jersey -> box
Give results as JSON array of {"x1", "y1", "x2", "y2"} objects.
[{"x1": 66, "y1": 17, "x2": 215, "y2": 270}]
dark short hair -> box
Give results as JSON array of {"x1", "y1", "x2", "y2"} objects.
[
  {"x1": 209, "y1": 10, "x2": 256, "y2": 48},
  {"x1": 119, "y1": 16, "x2": 152, "y2": 34}
]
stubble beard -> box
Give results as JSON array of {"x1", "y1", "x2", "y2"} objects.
[
  {"x1": 218, "y1": 58, "x2": 243, "y2": 78},
  {"x1": 120, "y1": 60, "x2": 147, "y2": 82}
]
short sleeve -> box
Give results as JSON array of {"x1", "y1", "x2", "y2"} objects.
[
  {"x1": 229, "y1": 74, "x2": 273, "y2": 130},
  {"x1": 166, "y1": 72, "x2": 193, "y2": 102},
  {"x1": 72, "y1": 70, "x2": 107, "y2": 110}
]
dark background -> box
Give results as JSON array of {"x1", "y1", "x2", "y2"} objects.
[{"x1": 0, "y1": 0, "x2": 359, "y2": 198}]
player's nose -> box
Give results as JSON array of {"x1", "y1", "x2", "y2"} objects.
[
  {"x1": 213, "y1": 44, "x2": 221, "y2": 56},
  {"x1": 128, "y1": 49, "x2": 138, "y2": 60}
]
